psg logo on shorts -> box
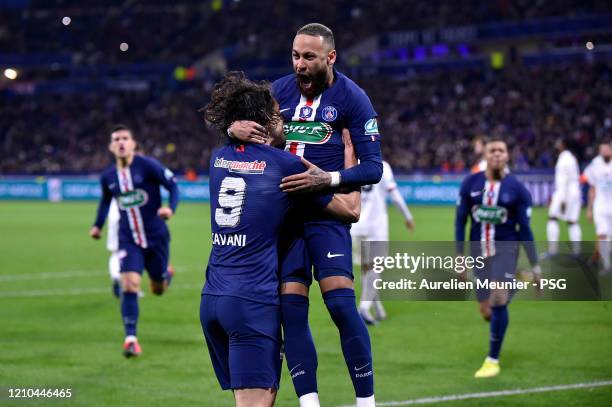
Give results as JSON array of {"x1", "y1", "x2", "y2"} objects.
[
  {"x1": 322, "y1": 105, "x2": 338, "y2": 122},
  {"x1": 299, "y1": 106, "x2": 313, "y2": 119}
]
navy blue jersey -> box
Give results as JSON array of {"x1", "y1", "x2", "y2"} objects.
[
  {"x1": 94, "y1": 155, "x2": 179, "y2": 247},
  {"x1": 205, "y1": 142, "x2": 324, "y2": 304},
  {"x1": 272, "y1": 69, "x2": 382, "y2": 186},
  {"x1": 455, "y1": 171, "x2": 537, "y2": 264}
]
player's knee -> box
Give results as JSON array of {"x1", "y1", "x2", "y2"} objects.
[{"x1": 489, "y1": 289, "x2": 508, "y2": 307}]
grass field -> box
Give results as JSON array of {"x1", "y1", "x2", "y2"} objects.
[{"x1": 1, "y1": 202, "x2": 611, "y2": 406}]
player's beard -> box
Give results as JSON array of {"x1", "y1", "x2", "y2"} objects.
[{"x1": 296, "y1": 68, "x2": 329, "y2": 98}]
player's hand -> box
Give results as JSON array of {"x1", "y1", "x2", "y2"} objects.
[
  {"x1": 560, "y1": 202, "x2": 566, "y2": 214},
  {"x1": 229, "y1": 120, "x2": 268, "y2": 144},
  {"x1": 89, "y1": 226, "x2": 101, "y2": 240},
  {"x1": 158, "y1": 207, "x2": 174, "y2": 220},
  {"x1": 280, "y1": 158, "x2": 331, "y2": 193},
  {"x1": 406, "y1": 219, "x2": 415, "y2": 232},
  {"x1": 587, "y1": 208, "x2": 593, "y2": 223}
]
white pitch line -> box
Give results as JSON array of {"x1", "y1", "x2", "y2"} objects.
[
  {"x1": 337, "y1": 380, "x2": 612, "y2": 407},
  {"x1": 0, "y1": 283, "x2": 201, "y2": 299},
  {"x1": 0, "y1": 266, "x2": 198, "y2": 282}
]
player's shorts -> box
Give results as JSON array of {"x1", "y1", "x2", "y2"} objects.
[
  {"x1": 594, "y1": 210, "x2": 612, "y2": 237},
  {"x1": 119, "y1": 238, "x2": 169, "y2": 282},
  {"x1": 548, "y1": 191, "x2": 581, "y2": 222},
  {"x1": 200, "y1": 294, "x2": 282, "y2": 390},
  {"x1": 473, "y1": 244, "x2": 519, "y2": 302},
  {"x1": 280, "y1": 220, "x2": 354, "y2": 285},
  {"x1": 351, "y1": 229, "x2": 388, "y2": 266}
]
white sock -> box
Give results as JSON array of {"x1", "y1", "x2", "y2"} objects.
[
  {"x1": 568, "y1": 224, "x2": 582, "y2": 254},
  {"x1": 125, "y1": 335, "x2": 137, "y2": 342},
  {"x1": 109, "y1": 252, "x2": 121, "y2": 281},
  {"x1": 356, "y1": 395, "x2": 375, "y2": 407},
  {"x1": 486, "y1": 356, "x2": 499, "y2": 363},
  {"x1": 299, "y1": 392, "x2": 320, "y2": 407},
  {"x1": 547, "y1": 220, "x2": 560, "y2": 254},
  {"x1": 600, "y1": 239, "x2": 611, "y2": 271}
]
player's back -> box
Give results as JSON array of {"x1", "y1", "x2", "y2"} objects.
[
  {"x1": 555, "y1": 150, "x2": 580, "y2": 192},
  {"x1": 204, "y1": 142, "x2": 304, "y2": 304}
]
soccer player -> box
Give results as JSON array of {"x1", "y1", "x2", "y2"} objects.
[
  {"x1": 351, "y1": 161, "x2": 414, "y2": 324},
  {"x1": 455, "y1": 137, "x2": 541, "y2": 378},
  {"x1": 90, "y1": 124, "x2": 179, "y2": 357},
  {"x1": 200, "y1": 72, "x2": 361, "y2": 407},
  {"x1": 584, "y1": 139, "x2": 612, "y2": 274},
  {"x1": 547, "y1": 137, "x2": 582, "y2": 255},
  {"x1": 229, "y1": 23, "x2": 382, "y2": 407},
  {"x1": 106, "y1": 198, "x2": 122, "y2": 298}
]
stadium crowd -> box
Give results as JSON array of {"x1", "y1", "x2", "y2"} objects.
[{"x1": 1, "y1": 60, "x2": 610, "y2": 175}]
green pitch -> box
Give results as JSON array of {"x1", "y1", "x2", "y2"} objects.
[{"x1": 0, "y1": 202, "x2": 610, "y2": 406}]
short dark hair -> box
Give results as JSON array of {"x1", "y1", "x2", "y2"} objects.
[
  {"x1": 110, "y1": 124, "x2": 133, "y2": 138},
  {"x1": 296, "y1": 23, "x2": 335, "y2": 49},
  {"x1": 202, "y1": 71, "x2": 281, "y2": 136},
  {"x1": 484, "y1": 136, "x2": 507, "y2": 146}
]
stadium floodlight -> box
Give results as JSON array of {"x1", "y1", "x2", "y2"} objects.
[
  {"x1": 62, "y1": 16, "x2": 71, "y2": 26},
  {"x1": 120, "y1": 43, "x2": 129, "y2": 52},
  {"x1": 586, "y1": 41, "x2": 594, "y2": 50},
  {"x1": 4, "y1": 68, "x2": 17, "y2": 80}
]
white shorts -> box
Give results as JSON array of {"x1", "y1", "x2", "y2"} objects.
[
  {"x1": 351, "y1": 230, "x2": 388, "y2": 266},
  {"x1": 548, "y1": 192, "x2": 581, "y2": 222},
  {"x1": 594, "y1": 211, "x2": 612, "y2": 237}
]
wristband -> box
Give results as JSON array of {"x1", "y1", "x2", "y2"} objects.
[
  {"x1": 329, "y1": 171, "x2": 341, "y2": 187},
  {"x1": 227, "y1": 127, "x2": 234, "y2": 138}
]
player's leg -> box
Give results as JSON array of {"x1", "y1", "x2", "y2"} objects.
[
  {"x1": 220, "y1": 297, "x2": 281, "y2": 407},
  {"x1": 145, "y1": 239, "x2": 172, "y2": 295},
  {"x1": 109, "y1": 250, "x2": 121, "y2": 298},
  {"x1": 200, "y1": 295, "x2": 232, "y2": 391},
  {"x1": 546, "y1": 193, "x2": 562, "y2": 255},
  {"x1": 279, "y1": 236, "x2": 319, "y2": 407},
  {"x1": 119, "y1": 242, "x2": 144, "y2": 357},
  {"x1": 473, "y1": 263, "x2": 491, "y2": 321},
  {"x1": 594, "y1": 212, "x2": 611, "y2": 273},
  {"x1": 351, "y1": 233, "x2": 376, "y2": 325},
  {"x1": 369, "y1": 232, "x2": 389, "y2": 322},
  {"x1": 307, "y1": 222, "x2": 375, "y2": 406},
  {"x1": 566, "y1": 197, "x2": 582, "y2": 255}
]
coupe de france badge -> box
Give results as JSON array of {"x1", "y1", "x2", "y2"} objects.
[
  {"x1": 364, "y1": 118, "x2": 379, "y2": 135},
  {"x1": 322, "y1": 105, "x2": 338, "y2": 122}
]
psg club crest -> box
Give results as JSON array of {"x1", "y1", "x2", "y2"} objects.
[
  {"x1": 299, "y1": 106, "x2": 313, "y2": 119},
  {"x1": 322, "y1": 105, "x2": 338, "y2": 122}
]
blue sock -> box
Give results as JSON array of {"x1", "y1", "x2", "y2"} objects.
[
  {"x1": 323, "y1": 288, "x2": 374, "y2": 398},
  {"x1": 489, "y1": 304, "x2": 509, "y2": 360},
  {"x1": 281, "y1": 294, "x2": 318, "y2": 397},
  {"x1": 121, "y1": 292, "x2": 139, "y2": 337}
]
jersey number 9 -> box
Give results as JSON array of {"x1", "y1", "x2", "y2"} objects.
[{"x1": 215, "y1": 177, "x2": 246, "y2": 228}]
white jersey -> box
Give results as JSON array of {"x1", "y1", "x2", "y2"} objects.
[
  {"x1": 554, "y1": 150, "x2": 581, "y2": 201},
  {"x1": 584, "y1": 155, "x2": 612, "y2": 216},
  {"x1": 106, "y1": 198, "x2": 120, "y2": 252},
  {"x1": 352, "y1": 161, "x2": 412, "y2": 238}
]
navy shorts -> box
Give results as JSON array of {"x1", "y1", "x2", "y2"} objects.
[
  {"x1": 474, "y1": 245, "x2": 519, "y2": 302},
  {"x1": 119, "y1": 239, "x2": 169, "y2": 282},
  {"x1": 200, "y1": 295, "x2": 282, "y2": 390},
  {"x1": 280, "y1": 220, "x2": 354, "y2": 286}
]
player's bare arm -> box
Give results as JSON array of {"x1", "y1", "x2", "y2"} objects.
[
  {"x1": 280, "y1": 158, "x2": 332, "y2": 193},
  {"x1": 324, "y1": 129, "x2": 361, "y2": 222}
]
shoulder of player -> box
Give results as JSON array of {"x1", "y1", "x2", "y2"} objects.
[
  {"x1": 272, "y1": 74, "x2": 296, "y2": 99},
  {"x1": 100, "y1": 165, "x2": 116, "y2": 180},
  {"x1": 335, "y1": 71, "x2": 370, "y2": 101},
  {"x1": 463, "y1": 171, "x2": 483, "y2": 186},
  {"x1": 136, "y1": 154, "x2": 165, "y2": 171}
]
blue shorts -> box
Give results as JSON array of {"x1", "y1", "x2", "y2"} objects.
[
  {"x1": 200, "y1": 294, "x2": 282, "y2": 390},
  {"x1": 474, "y1": 246, "x2": 519, "y2": 302},
  {"x1": 119, "y1": 239, "x2": 169, "y2": 282},
  {"x1": 280, "y1": 220, "x2": 353, "y2": 286}
]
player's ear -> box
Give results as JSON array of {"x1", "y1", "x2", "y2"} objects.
[{"x1": 327, "y1": 49, "x2": 336, "y2": 65}]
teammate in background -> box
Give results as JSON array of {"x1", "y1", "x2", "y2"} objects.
[
  {"x1": 200, "y1": 72, "x2": 361, "y2": 407},
  {"x1": 228, "y1": 24, "x2": 382, "y2": 407},
  {"x1": 351, "y1": 161, "x2": 414, "y2": 324},
  {"x1": 546, "y1": 137, "x2": 582, "y2": 256},
  {"x1": 107, "y1": 198, "x2": 122, "y2": 297},
  {"x1": 455, "y1": 138, "x2": 541, "y2": 378},
  {"x1": 90, "y1": 124, "x2": 179, "y2": 358},
  {"x1": 584, "y1": 139, "x2": 612, "y2": 274},
  {"x1": 470, "y1": 137, "x2": 487, "y2": 173}
]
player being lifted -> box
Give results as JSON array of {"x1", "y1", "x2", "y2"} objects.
[
  {"x1": 229, "y1": 23, "x2": 382, "y2": 407},
  {"x1": 584, "y1": 139, "x2": 612, "y2": 274},
  {"x1": 546, "y1": 137, "x2": 582, "y2": 256},
  {"x1": 201, "y1": 72, "x2": 361, "y2": 407},
  {"x1": 90, "y1": 124, "x2": 179, "y2": 357},
  {"x1": 351, "y1": 161, "x2": 414, "y2": 324},
  {"x1": 455, "y1": 138, "x2": 541, "y2": 378}
]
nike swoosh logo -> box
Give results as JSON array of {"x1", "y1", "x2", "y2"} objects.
[
  {"x1": 354, "y1": 363, "x2": 370, "y2": 371},
  {"x1": 504, "y1": 273, "x2": 514, "y2": 279},
  {"x1": 470, "y1": 191, "x2": 483, "y2": 197},
  {"x1": 327, "y1": 252, "x2": 345, "y2": 258},
  {"x1": 289, "y1": 364, "x2": 302, "y2": 374},
  {"x1": 280, "y1": 108, "x2": 291, "y2": 113}
]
